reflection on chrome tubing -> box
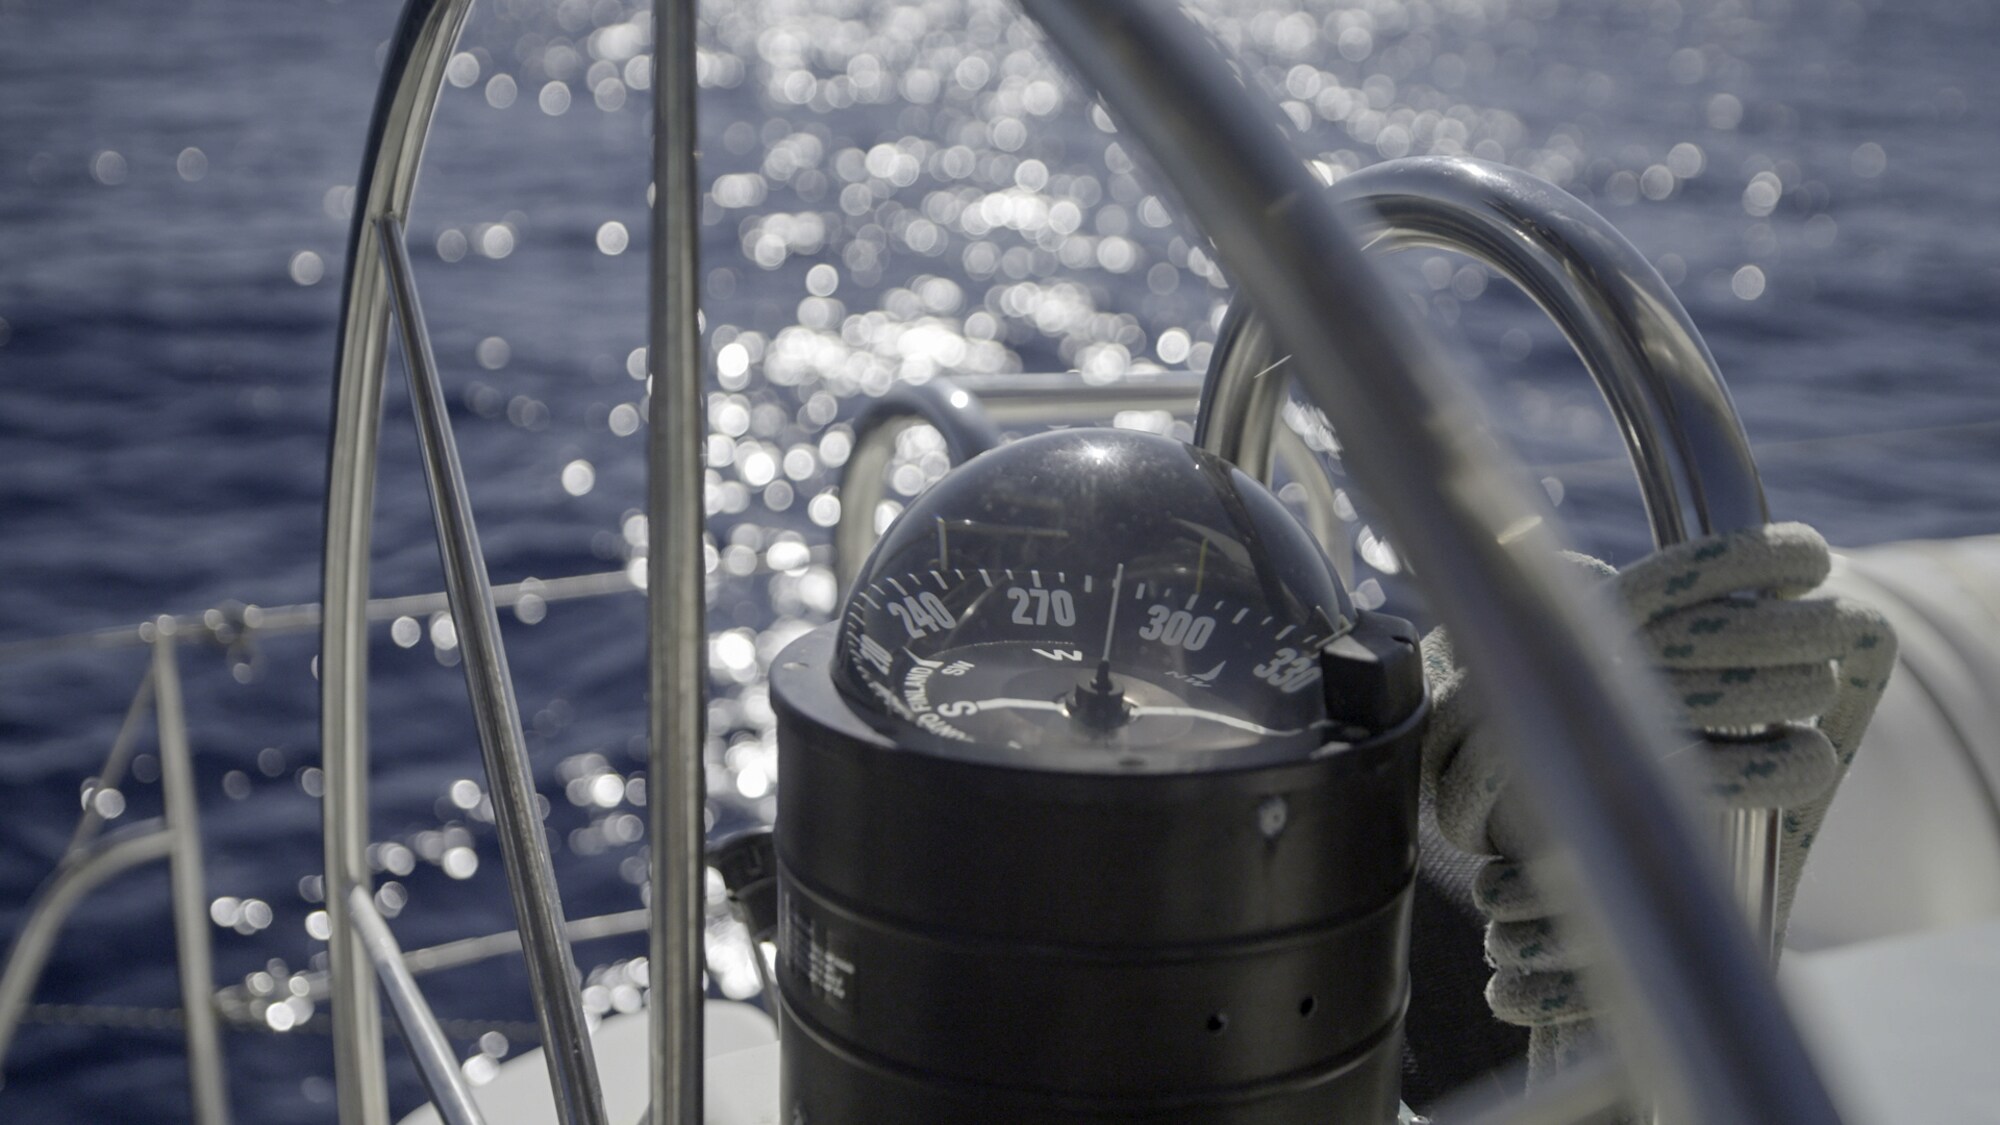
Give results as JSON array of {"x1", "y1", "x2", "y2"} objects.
[{"x1": 1196, "y1": 154, "x2": 1784, "y2": 959}]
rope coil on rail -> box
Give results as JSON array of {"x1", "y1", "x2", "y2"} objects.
[{"x1": 1420, "y1": 521, "x2": 1897, "y2": 1077}]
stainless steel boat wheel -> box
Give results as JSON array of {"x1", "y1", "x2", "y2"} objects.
[{"x1": 770, "y1": 428, "x2": 1426, "y2": 1123}]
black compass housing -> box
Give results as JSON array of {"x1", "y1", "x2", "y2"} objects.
[{"x1": 772, "y1": 429, "x2": 1424, "y2": 1123}]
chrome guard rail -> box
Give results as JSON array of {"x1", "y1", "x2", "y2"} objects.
[
  {"x1": 0, "y1": 626, "x2": 230, "y2": 1123},
  {"x1": 1198, "y1": 154, "x2": 1782, "y2": 954},
  {"x1": 0, "y1": 569, "x2": 637, "y2": 665},
  {"x1": 224, "y1": 910, "x2": 650, "y2": 1012},
  {"x1": 0, "y1": 824, "x2": 177, "y2": 1073},
  {"x1": 832, "y1": 372, "x2": 1350, "y2": 593},
  {"x1": 1013, "y1": 2, "x2": 1838, "y2": 1122},
  {"x1": 1201, "y1": 155, "x2": 1768, "y2": 541},
  {"x1": 155, "y1": 623, "x2": 234, "y2": 1124}
]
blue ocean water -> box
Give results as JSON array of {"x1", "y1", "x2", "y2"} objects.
[{"x1": 1, "y1": 0, "x2": 1997, "y2": 1120}]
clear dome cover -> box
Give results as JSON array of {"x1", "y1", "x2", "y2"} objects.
[{"x1": 835, "y1": 428, "x2": 1353, "y2": 767}]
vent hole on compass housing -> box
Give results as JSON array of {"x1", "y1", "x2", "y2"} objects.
[
  {"x1": 1206, "y1": 1013, "x2": 1229, "y2": 1034},
  {"x1": 1299, "y1": 995, "x2": 1317, "y2": 1018}
]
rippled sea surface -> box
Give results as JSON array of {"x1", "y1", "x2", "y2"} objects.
[{"x1": 1, "y1": 0, "x2": 1996, "y2": 1119}]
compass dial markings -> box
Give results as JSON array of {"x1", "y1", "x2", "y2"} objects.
[{"x1": 841, "y1": 565, "x2": 1341, "y2": 755}]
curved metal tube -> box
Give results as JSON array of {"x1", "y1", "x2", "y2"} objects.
[
  {"x1": 0, "y1": 821, "x2": 174, "y2": 1075},
  {"x1": 65, "y1": 669, "x2": 154, "y2": 854},
  {"x1": 834, "y1": 380, "x2": 1003, "y2": 591},
  {"x1": 3, "y1": 668, "x2": 159, "y2": 1069},
  {"x1": 1193, "y1": 318, "x2": 1356, "y2": 582},
  {"x1": 1199, "y1": 155, "x2": 1769, "y2": 543},
  {"x1": 1199, "y1": 155, "x2": 1783, "y2": 951},
  {"x1": 830, "y1": 374, "x2": 1349, "y2": 593},
  {"x1": 3, "y1": 637, "x2": 229, "y2": 1121},
  {"x1": 346, "y1": 888, "x2": 489, "y2": 1125},
  {"x1": 320, "y1": 1, "x2": 479, "y2": 1121},
  {"x1": 1015, "y1": 3, "x2": 1837, "y2": 1122},
  {"x1": 1199, "y1": 309, "x2": 1289, "y2": 484}
]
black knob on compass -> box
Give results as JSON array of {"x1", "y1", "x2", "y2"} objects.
[{"x1": 1068, "y1": 658, "x2": 1132, "y2": 731}]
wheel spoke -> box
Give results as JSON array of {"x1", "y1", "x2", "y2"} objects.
[{"x1": 378, "y1": 214, "x2": 609, "y2": 1125}]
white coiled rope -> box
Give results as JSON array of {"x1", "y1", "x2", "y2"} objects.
[{"x1": 1420, "y1": 522, "x2": 1897, "y2": 1077}]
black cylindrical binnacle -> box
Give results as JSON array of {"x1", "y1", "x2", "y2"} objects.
[{"x1": 771, "y1": 620, "x2": 1424, "y2": 1123}]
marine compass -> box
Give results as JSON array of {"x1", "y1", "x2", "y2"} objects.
[{"x1": 770, "y1": 428, "x2": 1427, "y2": 1123}]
